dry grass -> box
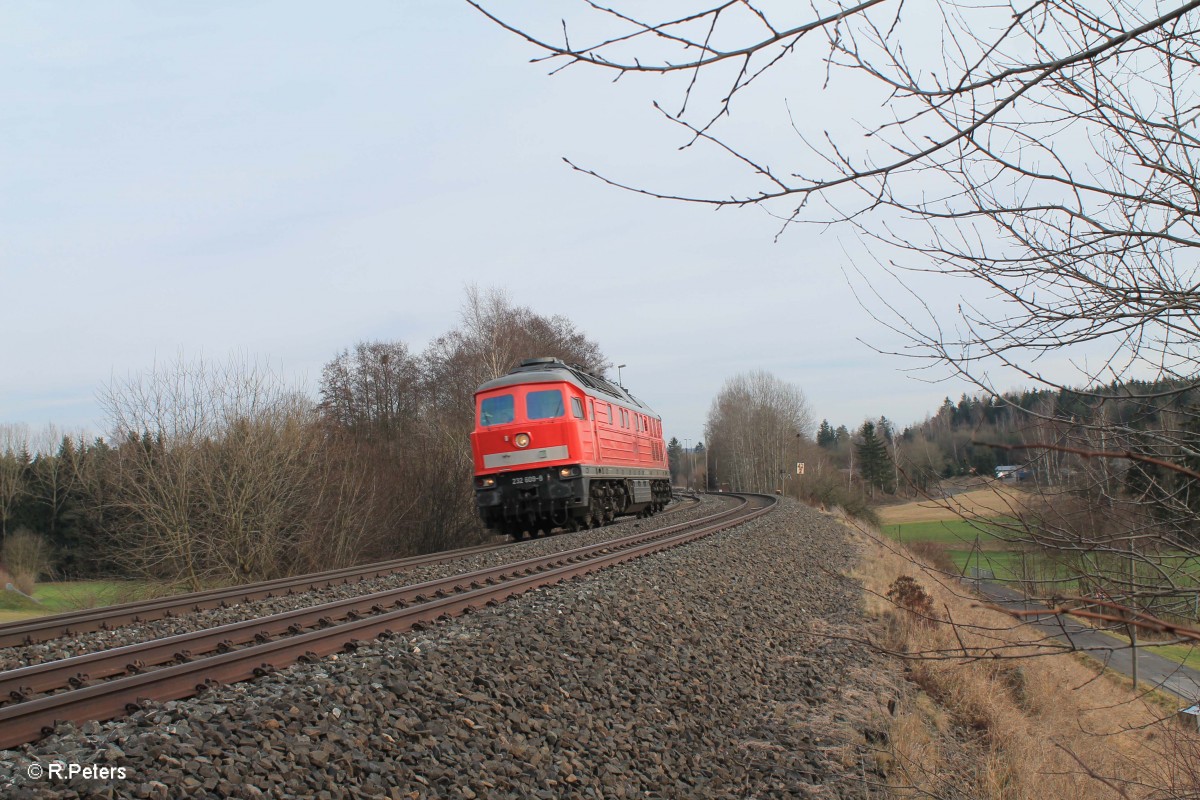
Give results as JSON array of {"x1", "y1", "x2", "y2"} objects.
[
  {"x1": 878, "y1": 483, "x2": 1032, "y2": 525},
  {"x1": 849, "y1": 521, "x2": 1200, "y2": 799},
  {"x1": 2, "y1": 528, "x2": 52, "y2": 595},
  {"x1": 901, "y1": 540, "x2": 958, "y2": 574}
]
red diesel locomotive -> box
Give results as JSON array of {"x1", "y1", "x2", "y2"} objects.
[{"x1": 470, "y1": 358, "x2": 671, "y2": 537}]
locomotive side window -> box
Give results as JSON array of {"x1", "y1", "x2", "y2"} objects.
[
  {"x1": 571, "y1": 397, "x2": 585, "y2": 419},
  {"x1": 607, "y1": 404, "x2": 613, "y2": 424},
  {"x1": 527, "y1": 389, "x2": 565, "y2": 420},
  {"x1": 479, "y1": 394, "x2": 514, "y2": 426}
]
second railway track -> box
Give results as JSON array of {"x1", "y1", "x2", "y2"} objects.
[
  {"x1": 0, "y1": 494, "x2": 702, "y2": 651},
  {"x1": 0, "y1": 492, "x2": 772, "y2": 751}
]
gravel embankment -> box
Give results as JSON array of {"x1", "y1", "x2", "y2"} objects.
[
  {"x1": 0, "y1": 498, "x2": 896, "y2": 799},
  {"x1": 0, "y1": 498, "x2": 718, "y2": 671}
]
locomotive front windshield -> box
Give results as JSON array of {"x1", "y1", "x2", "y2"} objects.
[
  {"x1": 526, "y1": 389, "x2": 565, "y2": 420},
  {"x1": 479, "y1": 394, "x2": 514, "y2": 426}
]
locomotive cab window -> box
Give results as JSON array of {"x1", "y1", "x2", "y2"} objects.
[
  {"x1": 479, "y1": 394, "x2": 514, "y2": 426},
  {"x1": 571, "y1": 397, "x2": 585, "y2": 419},
  {"x1": 527, "y1": 389, "x2": 565, "y2": 420}
]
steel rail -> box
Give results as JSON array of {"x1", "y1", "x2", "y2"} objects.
[
  {"x1": 0, "y1": 496, "x2": 700, "y2": 648},
  {"x1": 0, "y1": 495, "x2": 736, "y2": 704},
  {"x1": 0, "y1": 493, "x2": 772, "y2": 750},
  {"x1": 0, "y1": 543, "x2": 504, "y2": 649}
]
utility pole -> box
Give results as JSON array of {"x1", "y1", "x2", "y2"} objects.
[
  {"x1": 1129, "y1": 537, "x2": 1138, "y2": 691},
  {"x1": 796, "y1": 433, "x2": 802, "y2": 499}
]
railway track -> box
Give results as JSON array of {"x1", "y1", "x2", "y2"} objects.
[
  {"x1": 0, "y1": 492, "x2": 770, "y2": 750},
  {"x1": 0, "y1": 494, "x2": 701, "y2": 650}
]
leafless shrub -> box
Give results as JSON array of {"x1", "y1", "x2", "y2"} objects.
[
  {"x1": 99, "y1": 355, "x2": 374, "y2": 589},
  {"x1": 904, "y1": 541, "x2": 957, "y2": 575},
  {"x1": 2, "y1": 527, "x2": 52, "y2": 594},
  {"x1": 886, "y1": 575, "x2": 935, "y2": 626}
]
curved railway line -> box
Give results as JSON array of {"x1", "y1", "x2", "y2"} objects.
[{"x1": 0, "y1": 492, "x2": 772, "y2": 751}]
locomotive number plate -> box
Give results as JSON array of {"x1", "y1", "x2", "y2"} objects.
[{"x1": 512, "y1": 475, "x2": 544, "y2": 484}]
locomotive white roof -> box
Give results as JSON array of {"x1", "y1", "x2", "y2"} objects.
[{"x1": 475, "y1": 358, "x2": 658, "y2": 416}]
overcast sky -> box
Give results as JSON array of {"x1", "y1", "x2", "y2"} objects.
[{"x1": 1, "y1": 1, "x2": 986, "y2": 447}]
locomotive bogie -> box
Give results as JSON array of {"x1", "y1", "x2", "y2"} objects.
[{"x1": 477, "y1": 469, "x2": 672, "y2": 537}]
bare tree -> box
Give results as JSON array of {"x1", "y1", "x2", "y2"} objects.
[
  {"x1": 100, "y1": 355, "x2": 373, "y2": 588},
  {"x1": 317, "y1": 285, "x2": 610, "y2": 554},
  {"x1": 466, "y1": 1, "x2": 1200, "y2": 380},
  {"x1": 0, "y1": 424, "x2": 29, "y2": 540},
  {"x1": 318, "y1": 341, "x2": 422, "y2": 434},
  {"x1": 470, "y1": 0, "x2": 1200, "y2": 613},
  {"x1": 705, "y1": 371, "x2": 813, "y2": 492},
  {"x1": 424, "y1": 285, "x2": 608, "y2": 417},
  {"x1": 470, "y1": 7, "x2": 1200, "y2": 792}
]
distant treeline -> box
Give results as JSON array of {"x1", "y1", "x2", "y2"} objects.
[{"x1": 818, "y1": 378, "x2": 1200, "y2": 499}]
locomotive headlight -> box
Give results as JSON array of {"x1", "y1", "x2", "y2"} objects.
[
  {"x1": 514, "y1": 433, "x2": 531, "y2": 448},
  {"x1": 560, "y1": 467, "x2": 573, "y2": 478},
  {"x1": 477, "y1": 477, "x2": 496, "y2": 488}
]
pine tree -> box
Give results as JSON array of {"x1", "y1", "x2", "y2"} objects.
[
  {"x1": 817, "y1": 420, "x2": 836, "y2": 449},
  {"x1": 856, "y1": 421, "x2": 893, "y2": 496},
  {"x1": 666, "y1": 437, "x2": 683, "y2": 485},
  {"x1": 834, "y1": 425, "x2": 851, "y2": 448}
]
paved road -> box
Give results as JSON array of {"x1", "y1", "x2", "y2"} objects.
[{"x1": 972, "y1": 579, "x2": 1200, "y2": 704}]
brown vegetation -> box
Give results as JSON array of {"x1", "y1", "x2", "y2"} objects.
[
  {"x1": 852, "y1": 523, "x2": 1200, "y2": 798},
  {"x1": 0, "y1": 286, "x2": 608, "y2": 589},
  {"x1": 2, "y1": 528, "x2": 51, "y2": 595},
  {"x1": 704, "y1": 371, "x2": 812, "y2": 493},
  {"x1": 877, "y1": 484, "x2": 1031, "y2": 526}
]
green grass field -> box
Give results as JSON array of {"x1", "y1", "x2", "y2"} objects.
[
  {"x1": 944, "y1": 548, "x2": 1084, "y2": 589},
  {"x1": 883, "y1": 518, "x2": 1007, "y2": 546},
  {"x1": 885, "y1": 503, "x2": 1200, "y2": 675},
  {"x1": 1091, "y1": 629, "x2": 1200, "y2": 672},
  {"x1": 0, "y1": 580, "x2": 153, "y2": 616}
]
